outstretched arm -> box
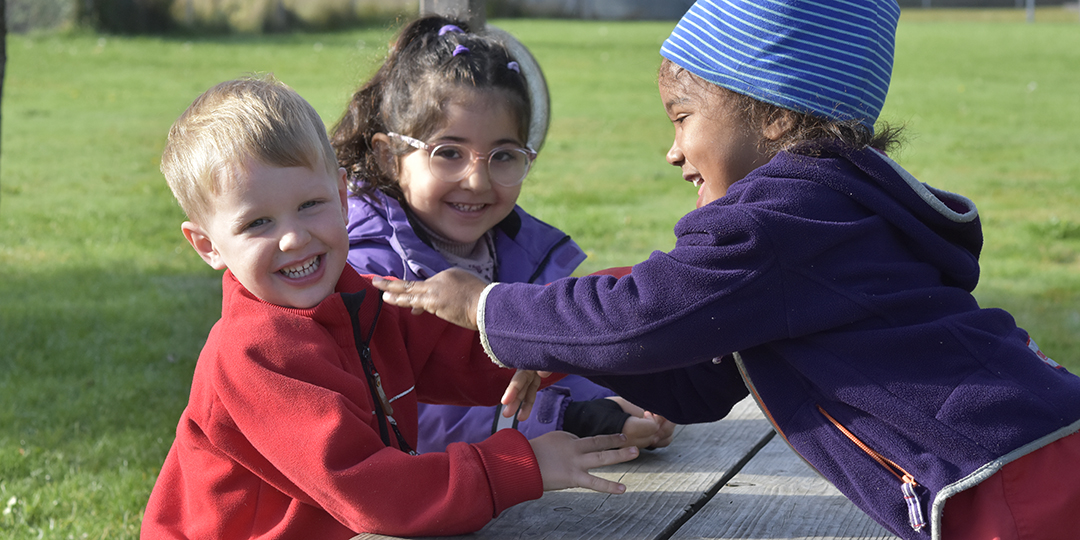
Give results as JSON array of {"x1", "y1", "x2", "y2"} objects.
[{"x1": 372, "y1": 268, "x2": 484, "y2": 330}]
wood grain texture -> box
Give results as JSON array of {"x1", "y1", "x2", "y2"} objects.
[{"x1": 670, "y1": 435, "x2": 900, "y2": 540}]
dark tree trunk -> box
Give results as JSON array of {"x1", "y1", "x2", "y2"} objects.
[{"x1": 0, "y1": 0, "x2": 6, "y2": 212}]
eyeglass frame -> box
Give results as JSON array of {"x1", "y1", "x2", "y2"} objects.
[{"x1": 386, "y1": 132, "x2": 537, "y2": 187}]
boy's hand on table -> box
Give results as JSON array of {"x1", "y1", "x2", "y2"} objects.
[
  {"x1": 373, "y1": 268, "x2": 484, "y2": 330},
  {"x1": 529, "y1": 431, "x2": 638, "y2": 494}
]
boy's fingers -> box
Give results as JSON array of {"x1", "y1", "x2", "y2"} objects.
[
  {"x1": 578, "y1": 473, "x2": 627, "y2": 495},
  {"x1": 578, "y1": 433, "x2": 627, "y2": 453},
  {"x1": 574, "y1": 446, "x2": 638, "y2": 494},
  {"x1": 590, "y1": 446, "x2": 638, "y2": 468}
]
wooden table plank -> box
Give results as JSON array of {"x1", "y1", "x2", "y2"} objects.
[
  {"x1": 353, "y1": 397, "x2": 775, "y2": 540},
  {"x1": 671, "y1": 434, "x2": 900, "y2": 540}
]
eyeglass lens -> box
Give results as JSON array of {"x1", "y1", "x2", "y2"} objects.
[{"x1": 429, "y1": 144, "x2": 531, "y2": 186}]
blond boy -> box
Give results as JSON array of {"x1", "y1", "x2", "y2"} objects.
[{"x1": 141, "y1": 76, "x2": 636, "y2": 539}]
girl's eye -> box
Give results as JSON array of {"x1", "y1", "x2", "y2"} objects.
[
  {"x1": 299, "y1": 200, "x2": 320, "y2": 211},
  {"x1": 432, "y1": 146, "x2": 465, "y2": 161},
  {"x1": 490, "y1": 149, "x2": 519, "y2": 164}
]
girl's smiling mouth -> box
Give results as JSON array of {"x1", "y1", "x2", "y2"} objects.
[{"x1": 448, "y1": 202, "x2": 487, "y2": 213}]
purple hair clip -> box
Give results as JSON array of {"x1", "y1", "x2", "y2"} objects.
[
  {"x1": 452, "y1": 44, "x2": 470, "y2": 57},
  {"x1": 507, "y1": 61, "x2": 520, "y2": 73},
  {"x1": 438, "y1": 24, "x2": 463, "y2": 36}
]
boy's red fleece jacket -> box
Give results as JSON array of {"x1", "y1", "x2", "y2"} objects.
[{"x1": 141, "y1": 266, "x2": 544, "y2": 539}]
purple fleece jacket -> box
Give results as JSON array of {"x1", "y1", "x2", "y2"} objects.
[
  {"x1": 475, "y1": 145, "x2": 1080, "y2": 540},
  {"x1": 346, "y1": 186, "x2": 613, "y2": 453}
]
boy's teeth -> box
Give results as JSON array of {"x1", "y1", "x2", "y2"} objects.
[
  {"x1": 693, "y1": 179, "x2": 704, "y2": 187},
  {"x1": 280, "y1": 256, "x2": 320, "y2": 278}
]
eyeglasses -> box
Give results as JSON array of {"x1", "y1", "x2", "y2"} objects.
[{"x1": 387, "y1": 132, "x2": 537, "y2": 187}]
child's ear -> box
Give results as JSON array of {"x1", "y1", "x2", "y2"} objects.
[
  {"x1": 371, "y1": 133, "x2": 397, "y2": 176},
  {"x1": 337, "y1": 167, "x2": 349, "y2": 224},
  {"x1": 181, "y1": 221, "x2": 227, "y2": 270},
  {"x1": 763, "y1": 110, "x2": 795, "y2": 141}
]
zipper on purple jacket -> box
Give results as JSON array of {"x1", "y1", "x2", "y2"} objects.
[{"x1": 818, "y1": 406, "x2": 926, "y2": 532}]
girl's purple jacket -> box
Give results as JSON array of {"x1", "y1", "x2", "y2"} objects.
[
  {"x1": 346, "y1": 187, "x2": 612, "y2": 453},
  {"x1": 476, "y1": 145, "x2": 1080, "y2": 540}
]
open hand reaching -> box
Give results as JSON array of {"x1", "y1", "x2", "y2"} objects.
[{"x1": 372, "y1": 268, "x2": 486, "y2": 330}]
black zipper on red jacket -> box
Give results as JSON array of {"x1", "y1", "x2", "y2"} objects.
[
  {"x1": 818, "y1": 405, "x2": 925, "y2": 532},
  {"x1": 342, "y1": 290, "x2": 416, "y2": 455}
]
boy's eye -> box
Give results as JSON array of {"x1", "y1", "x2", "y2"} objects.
[
  {"x1": 245, "y1": 218, "x2": 270, "y2": 231},
  {"x1": 299, "y1": 200, "x2": 320, "y2": 211}
]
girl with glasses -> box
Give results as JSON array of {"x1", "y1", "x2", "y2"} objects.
[{"x1": 331, "y1": 16, "x2": 674, "y2": 455}]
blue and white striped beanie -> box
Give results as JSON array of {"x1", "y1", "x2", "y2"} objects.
[{"x1": 661, "y1": 0, "x2": 900, "y2": 130}]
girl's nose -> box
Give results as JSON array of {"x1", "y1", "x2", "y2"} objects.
[
  {"x1": 459, "y1": 160, "x2": 492, "y2": 192},
  {"x1": 666, "y1": 140, "x2": 684, "y2": 166}
]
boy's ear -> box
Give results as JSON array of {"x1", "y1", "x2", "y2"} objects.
[
  {"x1": 337, "y1": 167, "x2": 349, "y2": 224},
  {"x1": 370, "y1": 133, "x2": 397, "y2": 175},
  {"x1": 181, "y1": 221, "x2": 227, "y2": 270}
]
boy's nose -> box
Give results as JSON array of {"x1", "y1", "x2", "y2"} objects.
[{"x1": 279, "y1": 226, "x2": 311, "y2": 251}]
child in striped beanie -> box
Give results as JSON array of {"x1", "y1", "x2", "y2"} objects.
[{"x1": 375, "y1": 2, "x2": 1080, "y2": 539}]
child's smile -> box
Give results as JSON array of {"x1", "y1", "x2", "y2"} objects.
[
  {"x1": 183, "y1": 162, "x2": 350, "y2": 309},
  {"x1": 658, "y1": 63, "x2": 773, "y2": 208},
  {"x1": 279, "y1": 254, "x2": 323, "y2": 280},
  {"x1": 394, "y1": 91, "x2": 525, "y2": 245}
]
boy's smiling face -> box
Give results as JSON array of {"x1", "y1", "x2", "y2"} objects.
[
  {"x1": 659, "y1": 63, "x2": 774, "y2": 208},
  {"x1": 183, "y1": 161, "x2": 350, "y2": 309}
]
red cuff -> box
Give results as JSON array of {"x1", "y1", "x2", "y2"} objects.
[{"x1": 471, "y1": 429, "x2": 543, "y2": 515}]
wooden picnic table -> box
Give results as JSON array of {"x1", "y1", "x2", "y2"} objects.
[{"x1": 353, "y1": 397, "x2": 900, "y2": 540}]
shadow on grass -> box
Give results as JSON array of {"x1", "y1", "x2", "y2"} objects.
[
  {"x1": 0, "y1": 266, "x2": 224, "y2": 536},
  {"x1": 0, "y1": 267, "x2": 220, "y2": 468}
]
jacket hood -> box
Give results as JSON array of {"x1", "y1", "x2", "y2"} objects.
[{"x1": 769, "y1": 145, "x2": 983, "y2": 292}]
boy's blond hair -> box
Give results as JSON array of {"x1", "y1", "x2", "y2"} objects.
[{"x1": 161, "y1": 75, "x2": 338, "y2": 223}]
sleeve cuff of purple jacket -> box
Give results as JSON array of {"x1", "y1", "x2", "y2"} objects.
[{"x1": 478, "y1": 282, "x2": 505, "y2": 367}]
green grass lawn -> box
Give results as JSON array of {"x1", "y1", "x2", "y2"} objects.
[{"x1": 2, "y1": 9, "x2": 1079, "y2": 538}]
